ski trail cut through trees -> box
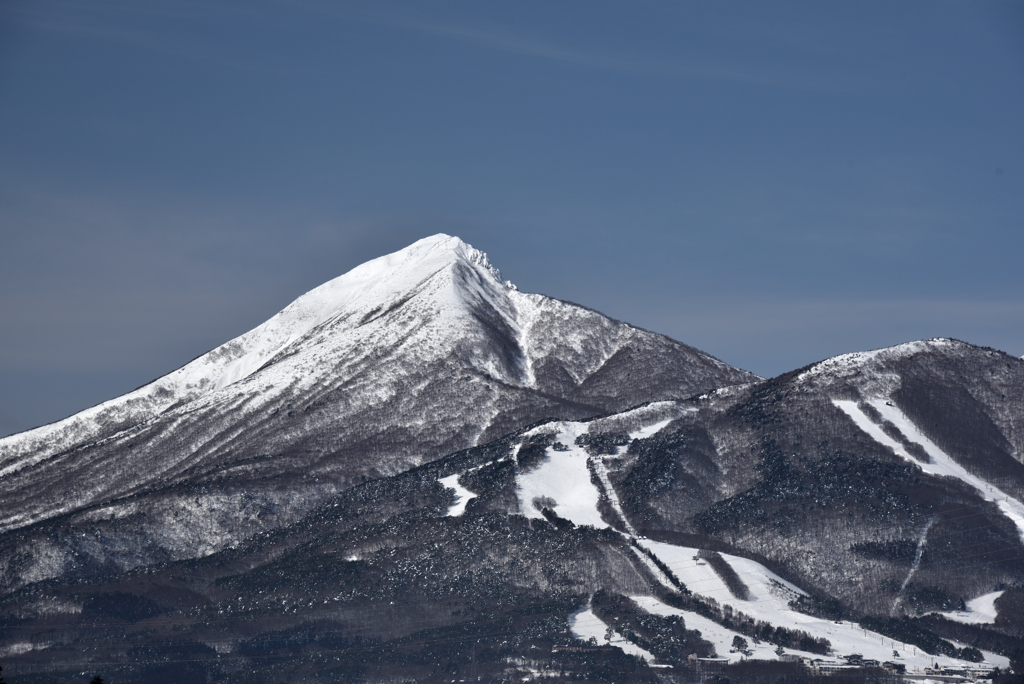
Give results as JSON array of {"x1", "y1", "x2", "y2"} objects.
[
  {"x1": 834, "y1": 399, "x2": 1024, "y2": 543},
  {"x1": 891, "y1": 514, "x2": 936, "y2": 616},
  {"x1": 516, "y1": 412, "x2": 1004, "y2": 672}
]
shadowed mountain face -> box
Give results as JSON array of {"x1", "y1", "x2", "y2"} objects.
[
  {"x1": 2, "y1": 238, "x2": 1022, "y2": 683},
  {"x1": 0, "y1": 235, "x2": 755, "y2": 592}
]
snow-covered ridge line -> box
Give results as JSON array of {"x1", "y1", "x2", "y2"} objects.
[
  {"x1": 834, "y1": 398, "x2": 1024, "y2": 542},
  {"x1": 798, "y1": 338, "x2": 957, "y2": 383},
  {"x1": 0, "y1": 235, "x2": 487, "y2": 461}
]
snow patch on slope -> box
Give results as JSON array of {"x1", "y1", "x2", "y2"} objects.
[
  {"x1": 516, "y1": 422, "x2": 605, "y2": 528},
  {"x1": 630, "y1": 417, "x2": 675, "y2": 440},
  {"x1": 941, "y1": 590, "x2": 1004, "y2": 625},
  {"x1": 631, "y1": 595, "x2": 808, "y2": 663},
  {"x1": 569, "y1": 606, "x2": 655, "y2": 662},
  {"x1": 438, "y1": 474, "x2": 477, "y2": 517},
  {"x1": 515, "y1": 409, "x2": 682, "y2": 530}
]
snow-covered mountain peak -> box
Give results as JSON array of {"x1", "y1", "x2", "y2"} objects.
[
  {"x1": 0, "y1": 234, "x2": 756, "y2": 543},
  {"x1": 265, "y1": 233, "x2": 504, "y2": 331},
  {"x1": 0, "y1": 235, "x2": 511, "y2": 468},
  {"x1": 314, "y1": 234, "x2": 504, "y2": 305}
]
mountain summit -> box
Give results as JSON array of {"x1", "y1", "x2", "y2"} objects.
[{"x1": 0, "y1": 235, "x2": 755, "y2": 589}]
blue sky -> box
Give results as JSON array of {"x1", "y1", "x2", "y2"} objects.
[{"x1": 1, "y1": 0, "x2": 1022, "y2": 437}]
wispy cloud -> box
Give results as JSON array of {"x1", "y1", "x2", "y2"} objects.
[
  {"x1": 6, "y1": 0, "x2": 849, "y2": 91},
  {"x1": 387, "y1": 16, "x2": 845, "y2": 93},
  {"x1": 249, "y1": 0, "x2": 849, "y2": 93}
]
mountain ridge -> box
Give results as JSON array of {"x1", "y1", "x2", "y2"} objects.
[{"x1": 0, "y1": 235, "x2": 756, "y2": 593}]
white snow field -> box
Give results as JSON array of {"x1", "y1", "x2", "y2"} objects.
[
  {"x1": 631, "y1": 595, "x2": 820, "y2": 664},
  {"x1": 508, "y1": 412, "x2": 1006, "y2": 671},
  {"x1": 515, "y1": 403, "x2": 689, "y2": 528},
  {"x1": 515, "y1": 421, "x2": 607, "y2": 528},
  {"x1": 438, "y1": 473, "x2": 477, "y2": 517},
  {"x1": 834, "y1": 399, "x2": 1024, "y2": 542},
  {"x1": 635, "y1": 540, "x2": 1007, "y2": 670},
  {"x1": 941, "y1": 590, "x2": 1004, "y2": 626},
  {"x1": 568, "y1": 606, "x2": 657, "y2": 662}
]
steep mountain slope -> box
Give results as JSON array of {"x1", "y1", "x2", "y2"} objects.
[{"x1": 0, "y1": 235, "x2": 755, "y2": 592}]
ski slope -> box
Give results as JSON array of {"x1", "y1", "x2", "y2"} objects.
[
  {"x1": 569, "y1": 606, "x2": 656, "y2": 662},
  {"x1": 834, "y1": 398, "x2": 1024, "y2": 542},
  {"x1": 515, "y1": 421, "x2": 606, "y2": 527},
  {"x1": 941, "y1": 590, "x2": 1004, "y2": 626},
  {"x1": 505, "y1": 413, "x2": 1004, "y2": 671}
]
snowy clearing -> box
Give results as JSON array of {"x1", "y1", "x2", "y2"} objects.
[
  {"x1": 629, "y1": 417, "x2": 675, "y2": 440},
  {"x1": 568, "y1": 606, "x2": 656, "y2": 662},
  {"x1": 631, "y1": 595, "x2": 817, "y2": 663},
  {"x1": 940, "y1": 590, "x2": 1004, "y2": 625},
  {"x1": 438, "y1": 473, "x2": 476, "y2": 517},
  {"x1": 515, "y1": 422, "x2": 606, "y2": 528}
]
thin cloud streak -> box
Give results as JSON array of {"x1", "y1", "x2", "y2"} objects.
[
  {"x1": 262, "y1": 0, "x2": 850, "y2": 93},
  {"x1": 392, "y1": 18, "x2": 847, "y2": 93},
  {"x1": 8, "y1": 0, "x2": 849, "y2": 91}
]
